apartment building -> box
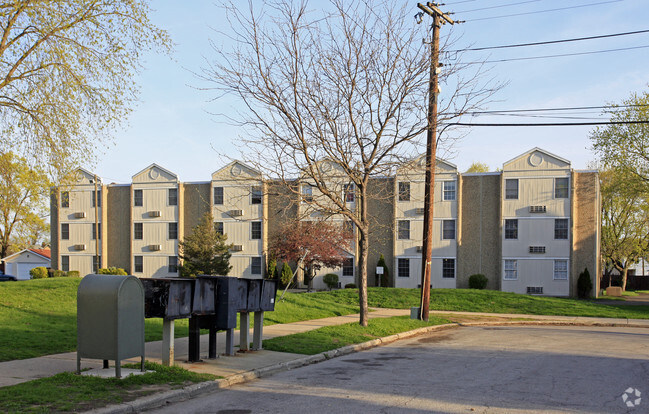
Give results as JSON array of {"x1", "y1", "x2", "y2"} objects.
[{"x1": 50, "y1": 148, "x2": 600, "y2": 297}]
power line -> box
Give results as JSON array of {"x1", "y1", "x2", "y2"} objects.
[
  {"x1": 448, "y1": 29, "x2": 649, "y2": 53},
  {"x1": 444, "y1": 120, "x2": 649, "y2": 127},
  {"x1": 456, "y1": 0, "x2": 543, "y2": 14},
  {"x1": 459, "y1": 44, "x2": 649, "y2": 64},
  {"x1": 465, "y1": 0, "x2": 622, "y2": 22},
  {"x1": 459, "y1": 104, "x2": 649, "y2": 115}
]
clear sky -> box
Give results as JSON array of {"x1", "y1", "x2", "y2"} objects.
[{"x1": 92, "y1": 0, "x2": 649, "y2": 183}]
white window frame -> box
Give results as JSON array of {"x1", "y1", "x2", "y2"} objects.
[
  {"x1": 398, "y1": 258, "x2": 410, "y2": 278},
  {"x1": 168, "y1": 222, "x2": 178, "y2": 240},
  {"x1": 505, "y1": 179, "x2": 518, "y2": 200},
  {"x1": 553, "y1": 260, "x2": 568, "y2": 280},
  {"x1": 134, "y1": 189, "x2": 143, "y2": 207},
  {"x1": 61, "y1": 191, "x2": 70, "y2": 208},
  {"x1": 504, "y1": 259, "x2": 517, "y2": 280},
  {"x1": 134, "y1": 256, "x2": 143, "y2": 273},
  {"x1": 213, "y1": 187, "x2": 224, "y2": 205},
  {"x1": 443, "y1": 181, "x2": 456, "y2": 201},
  {"x1": 397, "y1": 220, "x2": 410, "y2": 240},
  {"x1": 302, "y1": 184, "x2": 313, "y2": 203},
  {"x1": 251, "y1": 221, "x2": 262, "y2": 240},
  {"x1": 61, "y1": 255, "x2": 70, "y2": 272},
  {"x1": 168, "y1": 188, "x2": 178, "y2": 206},
  {"x1": 504, "y1": 219, "x2": 518, "y2": 240},
  {"x1": 442, "y1": 219, "x2": 456, "y2": 240},
  {"x1": 554, "y1": 177, "x2": 569, "y2": 199},
  {"x1": 168, "y1": 256, "x2": 178, "y2": 273},
  {"x1": 398, "y1": 182, "x2": 410, "y2": 202},
  {"x1": 251, "y1": 256, "x2": 262, "y2": 275},
  {"x1": 344, "y1": 183, "x2": 355, "y2": 203},
  {"x1": 442, "y1": 258, "x2": 455, "y2": 278},
  {"x1": 342, "y1": 257, "x2": 354, "y2": 277},
  {"x1": 251, "y1": 186, "x2": 262, "y2": 205},
  {"x1": 554, "y1": 218, "x2": 569, "y2": 240},
  {"x1": 134, "y1": 222, "x2": 143, "y2": 240}
]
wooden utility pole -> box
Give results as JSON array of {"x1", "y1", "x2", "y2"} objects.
[{"x1": 416, "y1": 2, "x2": 455, "y2": 321}]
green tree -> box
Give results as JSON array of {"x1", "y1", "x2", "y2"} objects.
[
  {"x1": 0, "y1": 152, "x2": 51, "y2": 259},
  {"x1": 376, "y1": 254, "x2": 389, "y2": 287},
  {"x1": 465, "y1": 162, "x2": 490, "y2": 173},
  {"x1": 0, "y1": 2, "x2": 171, "y2": 173},
  {"x1": 178, "y1": 212, "x2": 232, "y2": 277}
]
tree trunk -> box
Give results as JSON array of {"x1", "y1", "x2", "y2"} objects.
[
  {"x1": 622, "y1": 268, "x2": 628, "y2": 292},
  {"x1": 357, "y1": 189, "x2": 369, "y2": 327}
]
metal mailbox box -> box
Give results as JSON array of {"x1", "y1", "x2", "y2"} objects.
[
  {"x1": 214, "y1": 276, "x2": 247, "y2": 329},
  {"x1": 259, "y1": 279, "x2": 278, "y2": 311},
  {"x1": 77, "y1": 274, "x2": 145, "y2": 377},
  {"x1": 245, "y1": 279, "x2": 262, "y2": 312},
  {"x1": 192, "y1": 275, "x2": 218, "y2": 315},
  {"x1": 140, "y1": 277, "x2": 194, "y2": 320}
]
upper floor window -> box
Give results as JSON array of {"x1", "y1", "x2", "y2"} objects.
[
  {"x1": 505, "y1": 179, "x2": 518, "y2": 199},
  {"x1": 344, "y1": 184, "x2": 355, "y2": 203},
  {"x1": 61, "y1": 223, "x2": 69, "y2": 240},
  {"x1": 61, "y1": 255, "x2": 69, "y2": 272},
  {"x1": 134, "y1": 189, "x2": 143, "y2": 207},
  {"x1": 168, "y1": 222, "x2": 178, "y2": 240},
  {"x1": 442, "y1": 220, "x2": 456, "y2": 240},
  {"x1": 302, "y1": 185, "x2": 313, "y2": 203},
  {"x1": 61, "y1": 191, "x2": 69, "y2": 208},
  {"x1": 134, "y1": 256, "x2": 143, "y2": 273},
  {"x1": 93, "y1": 255, "x2": 102, "y2": 273},
  {"x1": 504, "y1": 219, "x2": 518, "y2": 239},
  {"x1": 397, "y1": 220, "x2": 410, "y2": 240},
  {"x1": 168, "y1": 256, "x2": 178, "y2": 273},
  {"x1": 91, "y1": 223, "x2": 101, "y2": 240},
  {"x1": 554, "y1": 219, "x2": 569, "y2": 239},
  {"x1": 214, "y1": 222, "x2": 224, "y2": 235},
  {"x1": 443, "y1": 181, "x2": 456, "y2": 201},
  {"x1": 442, "y1": 258, "x2": 455, "y2": 278},
  {"x1": 398, "y1": 258, "x2": 410, "y2": 278},
  {"x1": 214, "y1": 187, "x2": 224, "y2": 205},
  {"x1": 342, "y1": 257, "x2": 354, "y2": 277},
  {"x1": 134, "y1": 223, "x2": 143, "y2": 240},
  {"x1": 251, "y1": 256, "x2": 262, "y2": 275},
  {"x1": 168, "y1": 188, "x2": 178, "y2": 206},
  {"x1": 251, "y1": 186, "x2": 262, "y2": 204},
  {"x1": 398, "y1": 182, "x2": 410, "y2": 201},
  {"x1": 92, "y1": 190, "x2": 101, "y2": 208},
  {"x1": 555, "y1": 177, "x2": 569, "y2": 198},
  {"x1": 504, "y1": 259, "x2": 517, "y2": 280},
  {"x1": 251, "y1": 221, "x2": 262, "y2": 240}
]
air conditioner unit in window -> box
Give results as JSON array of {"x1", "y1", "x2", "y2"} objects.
[
  {"x1": 415, "y1": 207, "x2": 425, "y2": 215},
  {"x1": 416, "y1": 246, "x2": 423, "y2": 253},
  {"x1": 529, "y1": 246, "x2": 546, "y2": 254},
  {"x1": 149, "y1": 210, "x2": 161, "y2": 218},
  {"x1": 74, "y1": 244, "x2": 86, "y2": 251},
  {"x1": 529, "y1": 205, "x2": 547, "y2": 213},
  {"x1": 229, "y1": 209, "x2": 244, "y2": 217},
  {"x1": 74, "y1": 212, "x2": 86, "y2": 218},
  {"x1": 149, "y1": 244, "x2": 162, "y2": 251},
  {"x1": 231, "y1": 244, "x2": 244, "y2": 252}
]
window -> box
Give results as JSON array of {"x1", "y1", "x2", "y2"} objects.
[
  {"x1": 397, "y1": 220, "x2": 410, "y2": 240},
  {"x1": 504, "y1": 219, "x2": 518, "y2": 239},
  {"x1": 134, "y1": 223, "x2": 143, "y2": 240},
  {"x1": 61, "y1": 255, "x2": 69, "y2": 272},
  {"x1": 343, "y1": 258, "x2": 354, "y2": 276},
  {"x1": 302, "y1": 185, "x2": 313, "y2": 202},
  {"x1": 554, "y1": 219, "x2": 569, "y2": 239},
  {"x1": 251, "y1": 221, "x2": 262, "y2": 239},
  {"x1": 343, "y1": 221, "x2": 354, "y2": 235},
  {"x1": 169, "y1": 222, "x2": 178, "y2": 240},
  {"x1": 168, "y1": 188, "x2": 178, "y2": 206},
  {"x1": 554, "y1": 260, "x2": 568, "y2": 280},
  {"x1": 92, "y1": 190, "x2": 101, "y2": 207},
  {"x1": 344, "y1": 184, "x2": 355, "y2": 203},
  {"x1": 93, "y1": 255, "x2": 101, "y2": 273},
  {"x1": 134, "y1": 256, "x2": 143, "y2": 273},
  {"x1": 134, "y1": 189, "x2": 143, "y2": 207},
  {"x1": 214, "y1": 222, "x2": 224, "y2": 235},
  {"x1": 251, "y1": 257, "x2": 262, "y2": 275},
  {"x1": 443, "y1": 181, "x2": 456, "y2": 201},
  {"x1": 505, "y1": 179, "x2": 518, "y2": 199},
  {"x1": 251, "y1": 186, "x2": 262, "y2": 204},
  {"x1": 398, "y1": 258, "x2": 410, "y2": 277},
  {"x1": 442, "y1": 259, "x2": 455, "y2": 278},
  {"x1": 442, "y1": 220, "x2": 456, "y2": 240},
  {"x1": 61, "y1": 223, "x2": 69, "y2": 240},
  {"x1": 61, "y1": 191, "x2": 69, "y2": 208},
  {"x1": 213, "y1": 187, "x2": 224, "y2": 205},
  {"x1": 91, "y1": 223, "x2": 101, "y2": 240},
  {"x1": 168, "y1": 256, "x2": 178, "y2": 273},
  {"x1": 504, "y1": 260, "x2": 517, "y2": 280},
  {"x1": 555, "y1": 177, "x2": 569, "y2": 198},
  {"x1": 398, "y1": 182, "x2": 410, "y2": 201}
]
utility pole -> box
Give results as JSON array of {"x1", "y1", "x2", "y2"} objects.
[{"x1": 416, "y1": 2, "x2": 456, "y2": 321}]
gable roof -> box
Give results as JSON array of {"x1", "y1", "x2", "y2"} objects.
[
  {"x1": 502, "y1": 147, "x2": 570, "y2": 168},
  {"x1": 212, "y1": 160, "x2": 262, "y2": 180},
  {"x1": 132, "y1": 163, "x2": 179, "y2": 181},
  {"x1": 2, "y1": 248, "x2": 51, "y2": 263}
]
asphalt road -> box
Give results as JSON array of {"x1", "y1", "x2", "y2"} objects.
[{"x1": 146, "y1": 325, "x2": 649, "y2": 413}]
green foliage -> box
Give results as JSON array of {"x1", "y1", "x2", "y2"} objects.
[
  {"x1": 29, "y1": 267, "x2": 48, "y2": 279},
  {"x1": 267, "y1": 257, "x2": 278, "y2": 280},
  {"x1": 280, "y1": 262, "x2": 293, "y2": 288},
  {"x1": 97, "y1": 267, "x2": 128, "y2": 275},
  {"x1": 0, "y1": 2, "x2": 171, "y2": 172},
  {"x1": 376, "y1": 254, "x2": 389, "y2": 287},
  {"x1": 345, "y1": 283, "x2": 357, "y2": 288},
  {"x1": 322, "y1": 273, "x2": 339, "y2": 290},
  {"x1": 468, "y1": 274, "x2": 488, "y2": 289},
  {"x1": 51, "y1": 270, "x2": 66, "y2": 278},
  {"x1": 578, "y1": 268, "x2": 593, "y2": 298},
  {"x1": 178, "y1": 212, "x2": 232, "y2": 277},
  {"x1": 465, "y1": 161, "x2": 490, "y2": 173},
  {"x1": 66, "y1": 271, "x2": 80, "y2": 278}
]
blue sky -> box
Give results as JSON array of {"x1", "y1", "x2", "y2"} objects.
[{"x1": 93, "y1": 0, "x2": 649, "y2": 183}]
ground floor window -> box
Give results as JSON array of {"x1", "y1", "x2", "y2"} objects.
[
  {"x1": 61, "y1": 255, "x2": 69, "y2": 272},
  {"x1": 442, "y1": 258, "x2": 455, "y2": 278},
  {"x1": 504, "y1": 260, "x2": 517, "y2": 280},
  {"x1": 168, "y1": 256, "x2": 178, "y2": 273},
  {"x1": 134, "y1": 256, "x2": 143, "y2": 273},
  {"x1": 553, "y1": 260, "x2": 568, "y2": 280},
  {"x1": 251, "y1": 256, "x2": 262, "y2": 275},
  {"x1": 398, "y1": 258, "x2": 410, "y2": 278},
  {"x1": 342, "y1": 258, "x2": 354, "y2": 276},
  {"x1": 92, "y1": 256, "x2": 102, "y2": 273}
]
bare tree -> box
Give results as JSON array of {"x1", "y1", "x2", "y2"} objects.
[{"x1": 203, "y1": 0, "x2": 499, "y2": 325}]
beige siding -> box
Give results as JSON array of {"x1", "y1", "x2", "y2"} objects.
[{"x1": 501, "y1": 259, "x2": 570, "y2": 296}]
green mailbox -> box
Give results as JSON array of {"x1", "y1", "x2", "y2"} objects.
[{"x1": 77, "y1": 274, "x2": 145, "y2": 378}]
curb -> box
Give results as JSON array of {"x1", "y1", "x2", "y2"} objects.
[{"x1": 89, "y1": 319, "x2": 649, "y2": 413}]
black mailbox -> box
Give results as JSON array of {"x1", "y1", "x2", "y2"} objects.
[
  {"x1": 259, "y1": 279, "x2": 278, "y2": 311},
  {"x1": 246, "y1": 279, "x2": 262, "y2": 312},
  {"x1": 140, "y1": 277, "x2": 194, "y2": 320},
  {"x1": 214, "y1": 276, "x2": 247, "y2": 329},
  {"x1": 192, "y1": 275, "x2": 218, "y2": 315}
]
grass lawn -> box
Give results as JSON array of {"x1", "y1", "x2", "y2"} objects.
[
  {"x1": 263, "y1": 315, "x2": 452, "y2": 355},
  {"x1": 0, "y1": 361, "x2": 216, "y2": 413}
]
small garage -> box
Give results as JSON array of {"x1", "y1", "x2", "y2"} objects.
[{"x1": 2, "y1": 249, "x2": 51, "y2": 280}]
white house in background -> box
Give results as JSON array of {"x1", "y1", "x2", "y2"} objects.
[{"x1": 2, "y1": 248, "x2": 51, "y2": 280}]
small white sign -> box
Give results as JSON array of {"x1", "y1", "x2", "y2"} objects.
[{"x1": 376, "y1": 267, "x2": 384, "y2": 275}]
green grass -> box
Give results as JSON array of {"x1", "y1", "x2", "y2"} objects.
[
  {"x1": 263, "y1": 315, "x2": 452, "y2": 355},
  {"x1": 0, "y1": 361, "x2": 216, "y2": 413}
]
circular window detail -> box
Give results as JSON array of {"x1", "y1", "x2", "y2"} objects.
[
  {"x1": 231, "y1": 164, "x2": 242, "y2": 176},
  {"x1": 529, "y1": 153, "x2": 543, "y2": 167},
  {"x1": 149, "y1": 168, "x2": 160, "y2": 180},
  {"x1": 320, "y1": 162, "x2": 332, "y2": 172}
]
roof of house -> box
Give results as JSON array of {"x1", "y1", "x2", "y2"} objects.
[{"x1": 2, "y1": 248, "x2": 51, "y2": 263}]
